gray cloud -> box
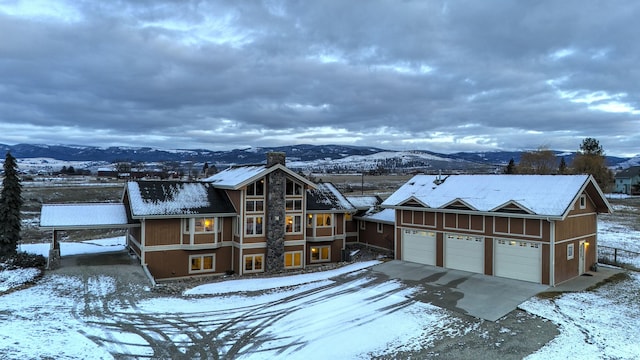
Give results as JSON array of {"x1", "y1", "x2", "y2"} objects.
[{"x1": 0, "y1": 0, "x2": 638, "y2": 156}]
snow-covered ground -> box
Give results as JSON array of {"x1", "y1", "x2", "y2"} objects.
[{"x1": 1, "y1": 208, "x2": 639, "y2": 358}]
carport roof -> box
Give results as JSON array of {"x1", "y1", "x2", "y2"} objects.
[{"x1": 40, "y1": 203, "x2": 131, "y2": 229}]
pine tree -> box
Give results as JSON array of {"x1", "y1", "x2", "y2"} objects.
[
  {"x1": 572, "y1": 138, "x2": 614, "y2": 191},
  {"x1": 0, "y1": 152, "x2": 23, "y2": 257},
  {"x1": 504, "y1": 158, "x2": 516, "y2": 174},
  {"x1": 558, "y1": 157, "x2": 567, "y2": 174}
]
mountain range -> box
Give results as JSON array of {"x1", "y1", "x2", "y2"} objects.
[{"x1": 0, "y1": 143, "x2": 636, "y2": 173}]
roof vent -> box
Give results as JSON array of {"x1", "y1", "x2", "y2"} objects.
[{"x1": 433, "y1": 170, "x2": 447, "y2": 185}]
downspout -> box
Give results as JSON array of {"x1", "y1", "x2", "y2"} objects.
[
  {"x1": 141, "y1": 218, "x2": 146, "y2": 266},
  {"x1": 239, "y1": 191, "x2": 244, "y2": 276},
  {"x1": 548, "y1": 218, "x2": 555, "y2": 287}
]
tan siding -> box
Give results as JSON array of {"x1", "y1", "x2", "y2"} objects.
[
  {"x1": 555, "y1": 214, "x2": 596, "y2": 240},
  {"x1": 525, "y1": 219, "x2": 541, "y2": 237}
]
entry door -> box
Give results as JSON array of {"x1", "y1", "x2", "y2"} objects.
[{"x1": 579, "y1": 240, "x2": 586, "y2": 275}]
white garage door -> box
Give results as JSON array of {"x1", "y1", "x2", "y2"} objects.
[
  {"x1": 402, "y1": 229, "x2": 436, "y2": 265},
  {"x1": 494, "y1": 239, "x2": 542, "y2": 283},
  {"x1": 445, "y1": 233, "x2": 484, "y2": 273}
]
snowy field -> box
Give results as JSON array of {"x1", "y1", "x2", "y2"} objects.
[{"x1": 1, "y1": 197, "x2": 640, "y2": 358}]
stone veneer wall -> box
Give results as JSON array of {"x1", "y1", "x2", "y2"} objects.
[{"x1": 265, "y1": 152, "x2": 286, "y2": 272}]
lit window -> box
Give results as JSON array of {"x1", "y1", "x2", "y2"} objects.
[
  {"x1": 310, "y1": 246, "x2": 330, "y2": 263},
  {"x1": 189, "y1": 254, "x2": 215, "y2": 273},
  {"x1": 245, "y1": 216, "x2": 264, "y2": 236},
  {"x1": 185, "y1": 217, "x2": 216, "y2": 233},
  {"x1": 244, "y1": 254, "x2": 264, "y2": 273},
  {"x1": 285, "y1": 215, "x2": 302, "y2": 233},
  {"x1": 284, "y1": 251, "x2": 302, "y2": 268},
  {"x1": 314, "y1": 213, "x2": 332, "y2": 227},
  {"x1": 345, "y1": 213, "x2": 352, "y2": 221},
  {"x1": 567, "y1": 243, "x2": 575, "y2": 260}
]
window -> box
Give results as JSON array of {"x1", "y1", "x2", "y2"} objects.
[
  {"x1": 567, "y1": 243, "x2": 575, "y2": 260},
  {"x1": 234, "y1": 216, "x2": 240, "y2": 236},
  {"x1": 377, "y1": 222, "x2": 384, "y2": 233},
  {"x1": 284, "y1": 251, "x2": 302, "y2": 268},
  {"x1": 345, "y1": 213, "x2": 352, "y2": 221},
  {"x1": 579, "y1": 195, "x2": 587, "y2": 209},
  {"x1": 310, "y1": 246, "x2": 330, "y2": 262},
  {"x1": 286, "y1": 215, "x2": 302, "y2": 233},
  {"x1": 286, "y1": 199, "x2": 302, "y2": 211},
  {"x1": 245, "y1": 216, "x2": 264, "y2": 236},
  {"x1": 360, "y1": 221, "x2": 366, "y2": 230},
  {"x1": 184, "y1": 217, "x2": 216, "y2": 234},
  {"x1": 246, "y1": 180, "x2": 264, "y2": 196},
  {"x1": 189, "y1": 254, "x2": 215, "y2": 273},
  {"x1": 246, "y1": 200, "x2": 264, "y2": 213},
  {"x1": 244, "y1": 254, "x2": 264, "y2": 273},
  {"x1": 286, "y1": 179, "x2": 303, "y2": 195},
  {"x1": 314, "y1": 213, "x2": 332, "y2": 227}
]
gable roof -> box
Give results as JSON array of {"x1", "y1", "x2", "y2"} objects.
[
  {"x1": 126, "y1": 181, "x2": 236, "y2": 218},
  {"x1": 204, "y1": 163, "x2": 316, "y2": 190},
  {"x1": 616, "y1": 166, "x2": 640, "y2": 179},
  {"x1": 307, "y1": 182, "x2": 356, "y2": 212},
  {"x1": 382, "y1": 174, "x2": 612, "y2": 219}
]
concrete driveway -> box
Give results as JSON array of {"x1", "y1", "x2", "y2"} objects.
[{"x1": 372, "y1": 260, "x2": 549, "y2": 321}]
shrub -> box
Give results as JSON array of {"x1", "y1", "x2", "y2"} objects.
[{"x1": 0, "y1": 252, "x2": 46, "y2": 270}]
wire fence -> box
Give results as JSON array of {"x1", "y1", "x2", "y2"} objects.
[{"x1": 598, "y1": 246, "x2": 640, "y2": 271}]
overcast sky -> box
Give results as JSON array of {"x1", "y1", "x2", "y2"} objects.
[{"x1": 0, "y1": 0, "x2": 638, "y2": 157}]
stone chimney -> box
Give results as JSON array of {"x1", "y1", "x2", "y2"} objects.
[{"x1": 266, "y1": 152, "x2": 286, "y2": 167}]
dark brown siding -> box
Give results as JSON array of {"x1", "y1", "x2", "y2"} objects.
[
  {"x1": 484, "y1": 238, "x2": 493, "y2": 275},
  {"x1": 145, "y1": 219, "x2": 181, "y2": 246},
  {"x1": 436, "y1": 233, "x2": 444, "y2": 267},
  {"x1": 146, "y1": 246, "x2": 232, "y2": 279},
  {"x1": 358, "y1": 222, "x2": 394, "y2": 251}
]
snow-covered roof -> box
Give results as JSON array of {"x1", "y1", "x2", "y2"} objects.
[
  {"x1": 307, "y1": 182, "x2": 356, "y2": 212},
  {"x1": 40, "y1": 203, "x2": 129, "y2": 228},
  {"x1": 205, "y1": 163, "x2": 316, "y2": 190},
  {"x1": 345, "y1": 195, "x2": 382, "y2": 210},
  {"x1": 204, "y1": 165, "x2": 267, "y2": 188},
  {"x1": 382, "y1": 174, "x2": 611, "y2": 218},
  {"x1": 358, "y1": 208, "x2": 396, "y2": 224},
  {"x1": 127, "y1": 181, "x2": 236, "y2": 217}
]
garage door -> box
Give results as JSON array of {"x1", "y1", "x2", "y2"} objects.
[
  {"x1": 445, "y1": 233, "x2": 484, "y2": 273},
  {"x1": 402, "y1": 229, "x2": 436, "y2": 265},
  {"x1": 494, "y1": 239, "x2": 542, "y2": 283}
]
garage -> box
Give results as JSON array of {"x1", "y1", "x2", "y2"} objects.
[
  {"x1": 494, "y1": 239, "x2": 542, "y2": 283},
  {"x1": 402, "y1": 229, "x2": 436, "y2": 265},
  {"x1": 444, "y1": 233, "x2": 484, "y2": 273}
]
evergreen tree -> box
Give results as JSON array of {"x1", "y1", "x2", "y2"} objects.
[
  {"x1": 558, "y1": 157, "x2": 567, "y2": 174},
  {"x1": 504, "y1": 158, "x2": 516, "y2": 174},
  {"x1": 572, "y1": 138, "x2": 614, "y2": 191},
  {"x1": 0, "y1": 152, "x2": 23, "y2": 257}
]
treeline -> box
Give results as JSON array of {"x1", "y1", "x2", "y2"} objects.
[{"x1": 504, "y1": 138, "x2": 614, "y2": 191}]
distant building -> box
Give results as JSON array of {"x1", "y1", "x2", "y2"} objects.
[{"x1": 614, "y1": 166, "x2": 640, "y2": 194}]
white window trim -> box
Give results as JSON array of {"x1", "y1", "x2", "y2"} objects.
[
  {"x1": 377, "y1": 222, "x2": 384, "y2": 233},
  {"x1": 567, "y1": 243, "x2": 575, "y2": 260},
  {"x1": 243, "y1": 254, "x2": 264, "y2": 273},
  {"x1": 284, "y1": 251, "x2": 303, "y2": 269},
  {"x1": 310, "y1": 245, "x2": 331, "y2": 263},
  {"x1": 245, "y1": 215, "x2": 264, "y2": 237},
  {"x1": 360, "y1": 221, "x2": 366, "y2": 230},
  {"x1": 285, "y1": 215, "x2": 303, "y2": 234},
  {"x1": 245, "y1": 200, "x2": 264, "y2": 213},
  {"x1": 189, "y1": 254, "x2": 215, "y2": 274},
  {"x1": 579, "y1": 195, "x2": 587, "y2": 209}
]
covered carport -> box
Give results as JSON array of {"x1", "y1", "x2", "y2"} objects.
[{"x1": 39, "y1": 203, "x2": 137, "y2": 269}]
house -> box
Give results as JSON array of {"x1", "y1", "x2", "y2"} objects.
[
  {"x1": 344, "y1": 195, "x2": 382, "y2": 244},
  {"x1": 305, "y1": 182, "x2": 357, "y2": 263},
  {"x1": 614, "y1": 166, "x2": 640, "y2": 194},
  {"x1": 122, "y1": 152, "x2": 365, "y2": 280},
  {"x1": 345, "y1": 195, "x2": 395, "y2": 252},
  {"x1": 381, "y1": 174, "x2": 612, "y2": 286}
]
